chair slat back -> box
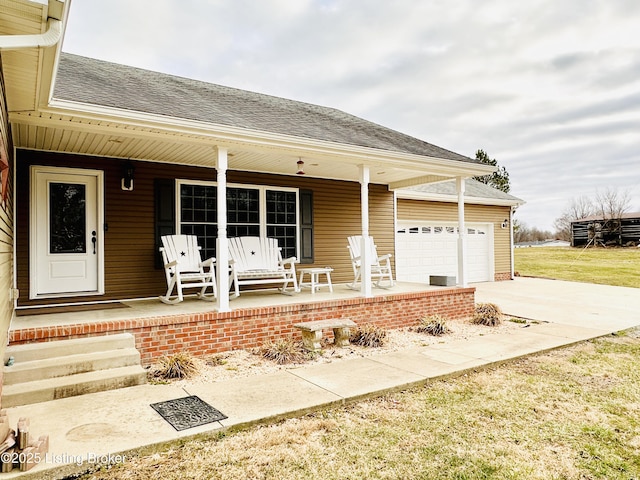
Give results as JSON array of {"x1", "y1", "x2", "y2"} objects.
[
  {"x1": 161, "y1": 235, "x2": 202, "y2": 273},
  {"x1": 229, "y1": 237, "x2": 282, "y2": 272},
  {"x1": 347, "y1": 235, "x2": 378, "y2": 266}
]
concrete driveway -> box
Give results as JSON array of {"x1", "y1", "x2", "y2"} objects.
[{"x1": 474, "y1": 277, "x2": 640, "y2": 332}]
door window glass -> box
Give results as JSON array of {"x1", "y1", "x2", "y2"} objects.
[{"x1": 49, "y1": 182, "x2": 86, "y2": 254}]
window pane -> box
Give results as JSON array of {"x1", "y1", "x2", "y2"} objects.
[
  {"x1": 267, "y1": 190, "x2": 296, "y2": 225},
  {"x1": 266, "y1": 190, "x2": 297, "y2": 259},
  {"x1": 180, "y1": 184, "x2": 217, "y2": 258},
  {"x1": 49, "y1": 183, "x2": 86, "y2": 254},
  {"x1": 181, "y1": 184, "x2": 216, "y2": 223},
  {"x1": 267, "y1": 225, "x2": 297, "y2": 259},
  {"x1": 227, "y1": 188, "x2": 259, "y2": 224}
]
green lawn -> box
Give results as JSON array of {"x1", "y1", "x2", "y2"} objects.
[
  {"x1": 80, "y1": 334, "x2": 640, "y2": 480},
  {"x1": 515, "y1": 247, "x2": 640, "y2": 288}
]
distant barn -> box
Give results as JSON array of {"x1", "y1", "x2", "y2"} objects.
[{"x1": 571, "y1": 213, "x2": 640, "y2": 247}]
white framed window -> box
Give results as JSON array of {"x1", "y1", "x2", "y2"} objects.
[{"x1": 177, "y1": 180, "x2": 299, "y2": 260}]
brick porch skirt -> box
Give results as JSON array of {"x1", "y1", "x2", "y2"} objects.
[{"x1": 9, "y1": 288, "x2": 475, "y2": 365}]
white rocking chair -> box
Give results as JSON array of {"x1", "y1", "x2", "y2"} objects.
[
  {"x1": 228, "y1": 236, "x2": 298, "y2": 299},
  {"x1": 347, "y1": 235, "x2": 394, "y2": 290},
  {"x1": 159, "y1": 234, "x2": 217, "y2": 304}
]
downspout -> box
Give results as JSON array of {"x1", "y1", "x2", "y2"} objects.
[
  {"x1": 510, "y1": 206, "x2": 516, "y2": 280},
  {"x1": 0, "y1": 19, "x2": 62, "y2": 50}
]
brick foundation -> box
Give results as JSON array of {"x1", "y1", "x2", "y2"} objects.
[
  {"x1": 494, "y1": 272, "x2": 513, "y2": 281},
  {"x1": 9, "y1": 288, "x2": 475, "y2": 366}
]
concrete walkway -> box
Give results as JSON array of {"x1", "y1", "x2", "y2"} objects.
[{"x1": 5, "y1": 278, "x2": 640, "y2": 479}]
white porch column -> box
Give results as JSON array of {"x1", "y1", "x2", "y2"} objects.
[
  {"x1": 456, "y1": 177, "x2": 468, "y2": 287},
  {"x1": 215, "y1": 147, "x2": 230, "y2": 312},
  {"x1": 360, "y1": 165, "x2": 373, "y2": 298}
]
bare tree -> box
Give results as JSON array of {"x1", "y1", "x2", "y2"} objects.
[
  {"x1": 553, "y1": 196, "x2": 596, "y2": 241},
  {"x1": 594, "y1": 187, "x2": 631, "y2": 220},
  {"x1": 592, "y1": 188, "x2": 631, "y2": 246},
  {"x1": 555, "y1": 188, "x2": 632, "y2": 246}
]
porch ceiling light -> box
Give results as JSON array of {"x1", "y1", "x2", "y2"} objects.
[
  {"x1": 121, "y1": 160, "x2": 135, "y2": 191},
  {"x1": 296, "y1": 158, "x2": 305, "y2": 175}
]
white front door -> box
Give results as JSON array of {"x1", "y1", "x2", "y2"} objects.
[{"x1": 30, "y1": 167, "x2": 104, "y2": 298}]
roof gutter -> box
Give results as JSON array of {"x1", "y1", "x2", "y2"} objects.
[
  {"x1": 396, "y1": 189, "x2": 525, "y2": 207},
  {"x1": 0, "y1": 18, "x2": 62, "y2": 50},
  {"x1": 40, "y1": 100, "x2": 496, "y2": 178}
]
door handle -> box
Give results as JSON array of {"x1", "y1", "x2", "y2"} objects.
[{"x1": 91, "y1": 231, "x2": 97, "y2": 254}]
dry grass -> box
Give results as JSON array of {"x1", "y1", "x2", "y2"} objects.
[
  {"x1": 79, "y1": 331, "x2": 640, "y2": 479},
  {"x1": 349, "y1": 323, "x2": 387, "y2": 347},
  {"x1": 416, "y1": 314, "x2": 450, "y2": 336},
  {"x1": 256, "y1": 337, "x2": 309, "y2": 365},
  {"x1": 148, "y1": 352, "x2": 199, "y2": 380},
  {"x1": 472, "y1": 302, "x2": 503, "y2": 326}
]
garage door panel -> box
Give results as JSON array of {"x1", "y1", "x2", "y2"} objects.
[{"x1": 396, "y1": 222, "x2": 493, "y2": 283}]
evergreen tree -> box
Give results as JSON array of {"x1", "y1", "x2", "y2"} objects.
[{"x1": 473, "y1": 149, "x2": 510, "y2": 193}]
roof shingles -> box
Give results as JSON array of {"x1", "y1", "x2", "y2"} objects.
[{"x1": 54, "y1": 53, "x2": 478, "y2": 164}]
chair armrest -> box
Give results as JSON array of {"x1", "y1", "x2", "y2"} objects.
[
  {"x1": 378, "y1": 254, "x2": 392, "y2": 261},
  {"x1": 281, "y1": 256, "x2": 298, "y2": 266},
  {"x1": 164, "y1": 260, "x2": 178, "y2": 269},
  {"x1": 200, "y1": 257, "x2": 216, "y2": 268}
]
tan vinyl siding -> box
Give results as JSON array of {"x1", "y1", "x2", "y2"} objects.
[
  {"x1": 0, "y1": 184, "x2": 13, "y2": 350},
  {"x1": 397, "y1": 199, "x2": 512, "y2": 279},
  {"x1": 16, "y1": 150, "x2": 394, "y2": 306},
  {"x1": 0, "y1": 74, "x2": 14, "y2": 364}
]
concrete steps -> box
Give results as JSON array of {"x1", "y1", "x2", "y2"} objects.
[{"x1": 2, "y1": 334, "x2": 147, "y2": 407}]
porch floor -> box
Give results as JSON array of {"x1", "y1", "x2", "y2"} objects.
[{"x1": 11, "y1": 282, "x2": 452, "y2": 331}]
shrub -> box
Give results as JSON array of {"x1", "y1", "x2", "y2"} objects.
[
  {"x1": 350, "y1": 323, "x2": 387, "y2": 347},
  {"x1": 150, "y1": 351, "x2": 199, "y2": 380},
  {"x1": 258, "y1": 337, "x2": 308, "y2": 365},
  {"x1": 472, "y1": 303, "x2": 503, "y2": 326},
  {"x1": 416, "y1": 314, "x2": 450, "y2": 336}
]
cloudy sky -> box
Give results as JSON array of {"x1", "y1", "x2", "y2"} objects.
[{"x1": 61, "y1": 0, "x2": 640, "y2": 231}]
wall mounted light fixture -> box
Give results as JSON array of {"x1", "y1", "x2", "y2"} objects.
[
  {"x1": 296, "y1": 158, "x2": 305, "y2": 175},
  {"x1": 121, "y1": 160, "x2": 135, "y2": 191},
  {"x1": 501, "y1": 218, "x2": 509, "y2": 229}
]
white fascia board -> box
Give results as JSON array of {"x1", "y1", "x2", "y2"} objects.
[
  {"x1": 41, "y1": 99, "x2": 496, "y2": 177},
  {"x1": 396, "y1": 189, "x2": 525, "y2": 207}
]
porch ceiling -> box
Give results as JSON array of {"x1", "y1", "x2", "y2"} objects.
[{"x1": 9, "y1": 107, "x2": 491, "y2": 188}]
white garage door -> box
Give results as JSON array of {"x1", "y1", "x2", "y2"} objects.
[{"x1": 395, "y1": 222, "x2": 494, "y2": 284}]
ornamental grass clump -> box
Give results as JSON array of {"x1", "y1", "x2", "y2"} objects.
[
  {"x1": 258, "y1": 337, "x2": 308, "y2": 365},
  {"x1": 416, "y1": 314, "x2": 450, "y2": 336},
  {"x1": 150, "y1": 351, "x2": 199, "y2": 380},
  {"x1": 472, "y1": 302, "x2": 503, "y2": 326},
  {"x1": 350, "y1": 323, "x2": 387, "y2": 348}
]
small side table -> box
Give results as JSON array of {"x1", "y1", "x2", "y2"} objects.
[{"x1": 298, "y1": 267, "x2": 334, "y2": 294}]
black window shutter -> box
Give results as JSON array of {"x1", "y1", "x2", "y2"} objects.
[
  {"x1": 154, "y1": 178, "x2": 176, "y2": 269},
  {"x1": 299, "y1": 189, "x2": 314, "y2": 264}
]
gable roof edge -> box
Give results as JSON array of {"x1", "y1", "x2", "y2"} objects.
[{"x1": 41, "y1": 99, "x2": 496, "y2": 177}]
